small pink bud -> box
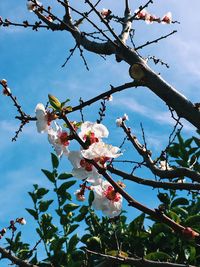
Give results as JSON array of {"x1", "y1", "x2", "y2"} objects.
[
  {"x1": 1, "y1": 79, "x2": 7, "y2": 86},
  {"x1": 75, "y1": 190, "x2": 86, "y2": 202},
  {"x1": 2, "y1": 87, "x2": 11, "y2": 96},
  {"x1": 100, "y1": 8, "x2": 112, "y2": 18},
  {"x1": 16, "y1": 217, "x2": 26, "y2": 225},
  {"x1": 162, "y1": 12, "x2": 172, "y2": 24}
]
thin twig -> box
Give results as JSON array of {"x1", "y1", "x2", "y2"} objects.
[
  {"x1": 86, "y1": 248, "x2": 196, "y2": 267},
  {"x1": 135, "y1": 30, "x2": 177, "y2": 50}
]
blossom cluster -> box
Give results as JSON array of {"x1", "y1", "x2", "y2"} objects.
[
  {"x1": 0, "y1": 217, "x2": 26, "y2": 240},
  {"x1": 35, "y1": 103, "x2": 123, "y2": 217},
  {"x1": 135, "y1": 9, "x2": 172, "y2": 24}
]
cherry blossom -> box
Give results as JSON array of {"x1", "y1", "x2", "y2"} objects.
[
  {"x1": 100, "y1": 8, "x2": 112, "y2": 18},
  {"x1": 2, "y1": 87, "x2": 11, "y2": 96},
  {"x1": 79, "y1": 121, "x2": 109, "y2": 144},
  {"x1": 16, "y1": 218, "x2": 26, "y2": 225},
  {"x1": 48, "y1": 123, "x2": 69, "y2": 157},
  {"x1": 135, "y1": 9, "x2": 149, "y2": 20},
  {"x1": 116, "y1": 113, "x2": 129, "y2": 127},
  {"x1": 145, "y1": 14, "x2": 157, "y2": 24},
  {"x1": 74, "y1": 189, "x2": 86, "y2": 202},
  {"x1": 68, "y1": 151, "x2": 103, "y2": 185},
  {"x1": 92, "y1": 180, "x2": 122, "y2": 217},
  {"x1": 27, "y1": 0, "x2": 42, "y2": 12},
  {"x1": 35, "y1": 103, "x2": 50, "y2": 133},
  {"x1": 81, "y1": 141, "x2": 122, "y2": 160},
  {"x1": 159, "y1": 160, "x2": 173, "y2": 171},
  {"x1": 161, "y1": 12, "x2": 172, "y2": 24}
]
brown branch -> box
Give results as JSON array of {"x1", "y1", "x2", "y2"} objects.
[
  {"x1": 86, "y1": 249, "x2": 196, "y2": 267},
  {"x1": 108, "y1": 165, "x2": 200, "y2": 191},
  {"x1": 4, "y1": 1, "x2": 200, "y2": 128},
  {"x1": 118, "y1": 0, "x2": 132, "y2": 44},
  {"x1": 121, "y1": 122, "x2": 200, "y2": 182},
  {"x1": 15, "y1": 81, "x2": 141, "y2": 122},
  {"x1": 57, "y1": 0, "x2": 118, "y2": 50},
  {"x1": 70, "y1": 81, "x2": 141, "y2": 112},
  {"x1": 84, "y1": 0, "x2": 127, "y2": 48},
  {"x1": 135, "y1": 30, "x2": 177, "y2": 50},
  {"x1": 62, "y1": 0, "x2": 72, "y2": 23},
  {"x1": 0, "y1": 19, "x2": 50, "y2": 30},
  {"x1": 0, "y1": 246, "x2": 38, "y2": 267}
]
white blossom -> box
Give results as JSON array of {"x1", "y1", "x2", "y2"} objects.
[
  {"x1": 123, "y1": 113, "x2": 129, "y2": 121},
  {"x1": 16, "y1": 217, "x2": 27, "y2": 225},
  {"x1": 161, "y1": 12, "x2": 172, "y2": 24},
  {"x1": 135, "y1": 9, "x2": 149, "y2": 20},
  {"x1": 35, "y1": 103, "x2": 49, "y2": 133},
  {"x1": 74, "y1": 189, "x2": 86, "y2": 202},
  {"x1": 159, "y1": 160, "x2": 173, "y2": 171},
  {"x1": 79, "y1": 121, "x2": 109, "y2": 141},
  {"x1": 116, "y1": 113, "x2": 128, "y2": 127},
  {"x1": 116, "y1": 118, "x2": 123, "y2": 127},
  {"x1": 68, "y1": 151, "x2": 102, "y2": 184},
  {"x1": 81, "y1": 141, "x2": 122, "y2": 160},
  {"x1": 48, "y1": 123, "x2": 69, "y2": 158},
  {"x1": 27, "y1": 0, "x2": 42, "y2": 12},
  {"x1": 92, "y1": 180, "x2": 122, "y2": 217}
]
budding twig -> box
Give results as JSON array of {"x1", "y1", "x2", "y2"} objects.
[{"x1": 135, "y1": 30, "x2": 177, "y2": 50}]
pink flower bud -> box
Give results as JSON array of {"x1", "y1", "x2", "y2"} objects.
[{"x1": 16, "y1": 217, "x2": 27, "y2": 225}]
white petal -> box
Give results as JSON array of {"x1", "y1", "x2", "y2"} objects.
[
  {"x1": 35, "y1": 103, "x2": 46, "y2": 119},
  {"x1": 68, "y1": 151, "x2": 82, "y2": 168},
  {"x1": 79, "y1": 121, "x2": 109, "y2": 139},
  {"x1": 81, "y1": 141, "x2": 122, "y2": 159},
  {"x1": 36, "y1": 119, "x2": 48, "y2": 133}
]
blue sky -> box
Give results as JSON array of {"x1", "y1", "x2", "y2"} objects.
[{"x1": 0, "y1": 0, "x2": 200, "y2": 261}]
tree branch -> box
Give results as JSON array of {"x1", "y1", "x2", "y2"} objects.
[
  {"x1": 86, "y1": 249, "x2": 196, "y2": 267},
  {"x1": 108, "y1": 165, "x2": 200, "y2": 191},
  {"x1": 0, "y1": 246, "x2": 38, "y2": 267},
  {"x1": 121, "y1": 122, "x2": 200, "y2": 182}
]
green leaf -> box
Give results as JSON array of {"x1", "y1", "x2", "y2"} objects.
[
  {"x1": 184, "y1": 246, "x2": 196, "y2": 262},
  {"x1": 36, "y1": 188, "x2": 49, "y2": 199},
  {"x1": 39, "y1": 200, "x2": 54, "y2": 212},
  {"x1": 171, "y1": 207, "x2": 188, "y2": 218},
  {"x1": 58, "y1": 173, "x2": 73, "y2": 180},
  {"x1": 81, "y1": 234, "x2": 92, "y2": 244},
  {"x1": 167, "y1": 211, "x2": 181, "y2": 223},
  {"x1": 185, "y1": 215, "x2": 200, "y2": 227},
  {"x1": 177, "y1": 133, "x2": 184, "y2": 146},
  {"x1": 157, "y1": 193, "x2": 170, "y2": 205},
  {"x1": 145, "y1": 251, "x2": 172, "y2": 261},
  {"x1": 171, "y1": 197, "x2": 189, "y2": 208},
  {"x1": 107, "y1": 250, "x2": 128, "y2": 258},
  {"x1": 88, "y1": 190, "x2": 94, "y2": 206},
  {"x1": 63, "y1": 203, "x2": 79, "y2": 213},
  {"x1": 57, "y1": 181, "x2": 76, "y2": 195},
  {"x1": 26, "y1": 208, "x2": 38, "y2": 220},
  {"x1": 151, "y1": 223, "x2": 172, "y2": 236},
  {"x1": 67, "y1": 224, "x2": 79, "y2": 235},
  {"x1": 74, "y1": 213, "x2": 87, "y2": 222},
  {"x1": 129, "y1": 213, "x2": 145, "y2": 232},
  {"x1": 193, "y1": 137, "x2": 200, "y2": 147},
  {"x1": 48, "y1": 94, "x2": 61, "y2": 110},
  {"x1": 41, "y1": 169, "x2": 55, "y2": 183},
  {"x1": 86, "y1": 236, "x2": 101, "y2": 251},
  {"x1": 28, "y1": 192, "x2": 37, "y2": 203},
  {"x1": 61, "y1": 98, "x2": 70, "y2": 108},
  {"x1": 68, "y1": 234, "x2": 79, "y2": 253},
  {"x1": 51, "y1": 153, "x2": 59, "y2": 169},
  {"x1": 185, "y1": 138, "x2": 193, "y2": 147}
]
